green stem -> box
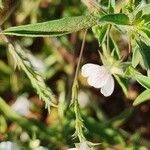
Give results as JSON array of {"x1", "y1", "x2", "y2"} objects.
[
  {"x1": 74, "y1": 99, "x2": 86, "y2": 142},
  {"x1": 71, "y1": 30, "x2": 87, "y2": 142},
  {"x1": 73, "y1": 29, "x2": 87, "y2": 85}
]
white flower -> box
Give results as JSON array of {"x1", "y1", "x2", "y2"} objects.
[
  {"x1": 0, "y1": 141, "x2": 19, "y2": 150},
  {"x1": 78, "y1": 142, "x2": 90, "y2": 150},
  {"x1": 68, "y1": 142, "x2": 90, "y2": 150},
  {"x1": 20, "y1": 132, "x2": 29, "y2": 142},
  {"x1": 81, "y1": 63, "x2": 114, "y2": 97},
  {"x1": 11, "y1": 95, "x2": 31, "y2": 116},
  {"x1": 35, "y1": 146, "x2": 48, "y2": 150}
]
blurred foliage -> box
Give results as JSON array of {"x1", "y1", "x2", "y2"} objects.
[{"x1": 0, "y1": 0, "x2": 150, "y2": 150}]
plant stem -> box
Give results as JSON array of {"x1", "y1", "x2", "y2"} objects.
[
  {"x1": 71, "y1": 29, "x2": 87, "y2": 142},
  {"x1": 73, "y1": 29, "x2": 87, "y2": 84},
  {"x1": 128, "y1": 33, "x2": 132, "y2": 53}
]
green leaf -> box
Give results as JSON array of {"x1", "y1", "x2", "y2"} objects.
[
  {"x1": 114, "y1": 75, "x2": 128, "y2": 97},
  {"x1": 109, "y1": 108, "x2": 133, "y2": 128},
  {"x1": 126, "y1": 66, "x2": 150, "y2": 90},
  {"x1": 99, "y1": 13, "x2": 129, "y2": 25},
  {"x1": 135, "y1": 74, "x2": 150, "y2": 89},
  {"x1": 136, "y1": 39, "x2": 150, "y2": 69},
  {"x1": 138, "y1": 3, "x2": 150, "y2": 15},
  {"x1": 132, "y1": 47, "x2": 141, "y2": 68},
  {"x1": 133, "y1": 0, "x2": 145, "y2": 15},
  {"x1": 0, "y1": 60, "x2": 11, "y2": 75},
  {"x1": 137, "y1": 30, "x2": 150, "y2": 47},
  {"x1": 92, "y1": 24, "x2": 108, "y2": 46},
  {"x1": 110, "y1": 35, "x2": 120, "y2": 59},
  {"x1": 99, "y1": 24, "x2": 108, "y2": 45},
  {"x1": 134, "y1": 10, "x2": 143, "y2": 24},
  {"x1": 3, "y1": 15, "x2": 97, "y2": 37},
  {"x1": 142, "y1": 14, "x2": 150, "y2": 24},
  {"x1": 133, "y1": 90, "x2": 150, "y2": 106},
  {"x1": 85, "y1": 117, "x2": 125, "y2": 145},
  {"x1": 130, "y1": 131, "x2": 142, "y2": 147},
  {"x1": 141, "y1": 28, "x2": 150, "y2": 39},
  {"x1": 108, "y1": 0, "x2": 115, "y2": 13},
  {"x1": 131, "y1": 40, "x2": 141, "y2": 68}
]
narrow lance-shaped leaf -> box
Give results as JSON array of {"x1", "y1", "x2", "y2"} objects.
[
  {"x1": 2, "y1": 15, "x2": 97, "y2": 37},
  {"x1": 131, "y1": 39, "x2": 141, "y2": 68},
  {"x1": 99, "y1": 24, "x2": 109, "y2": 46},
  {"x1": 127, "y1": 66, "x2": 150, "y2": 90},
  {"x1": 99, "y1": 13, "x2": 129, "y2": 25},
  {"x1": 138, "y1": 28, "x2": 150, "y2": 46},
  {"x1": 141, "y1": 14, "x2": 150, "y2": 24},
  {"x1": 92, "y1": 24, "x2": 108, "y2": 46},
  {"x1": 133, "y1": 90, "x2": 150, "y2": 106},
  {"x1": 132, "y1": 46, "x2": 141, "y2": 68},
  {"x1": 136, "y1": 39, "x2": 150, "y2": 69},
  {"x1": 136, "y1": 74, "x2": 150, "y2": 90},
  {"x1": 108, "y1": 0, "x2": 115, "y2": 13},
  {"x1": 136, "y1": 3, "x2": 150, "y2": 15},
  {"x1": 110, "y1": 35, "x2": 121, "y2": 59}
]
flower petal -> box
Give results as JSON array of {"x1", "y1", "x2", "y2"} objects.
[
  {"x1": 11, "y1": 96, "x2": 30, "y2": 116},
  {"x1": 87, "y1": 72, "x2": 109, "y2": 88},
  {"x1": 100, "y1": 75, "x2": 114, "y2": 97},
  {"x1": 79, "y1": 142, "x2": 90, "y2": 150},
  {"x1": 81, "y1": 63, "x2": 102, "y2": 77}
]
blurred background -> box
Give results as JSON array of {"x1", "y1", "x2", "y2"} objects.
[{"x1": 0, "y1": 0, "x2": 150, "y2": 149}]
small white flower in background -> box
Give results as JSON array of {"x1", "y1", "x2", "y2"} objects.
[
  {"x1": 0, "y1": 141, "x2": 48, "y2": 150},
  {"x1": 29, "y1": 139, "x2": 48, "y2": 150},
  {"x1": 78, "y1": 142, "x2": 90, "y2": 150},
  {"x1": 0, "y1": 141, "x2": 19, "y2": 150},
  {"x1": 78, "y1": 92, "x2": 90, "y2": 108},
  {"x1": 81, "y1": 63, "x2": 115, "y2": 97},
  {"x1": 27, "y1": 53, "x2": 46, "y2": 73},
  {"x1": 35, "y1": 146, "x2": 48, "y2": 150},
  {"x1": 11, "y1": 95, "x2": 31, "y2": 116},
  {"x1": 68, "y1": 142, "x2": 90, "y2": 150},
  {"x1": 20, "y1": 132, "x2": 29, "y2": 142}
]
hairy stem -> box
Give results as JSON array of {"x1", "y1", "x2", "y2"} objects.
[{"x1": 71, "y1": 30, "x2": 87, "y2": 142}]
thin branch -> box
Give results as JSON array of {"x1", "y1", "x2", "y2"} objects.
[{"x1": 73, "y1": 29, "x2": 87, "y2": 83}]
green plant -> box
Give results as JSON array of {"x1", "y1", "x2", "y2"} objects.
[{"x1": 0, "y1": 0, "x2": 150, "y2": 149}]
